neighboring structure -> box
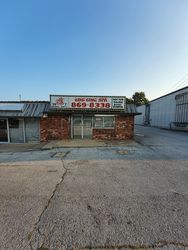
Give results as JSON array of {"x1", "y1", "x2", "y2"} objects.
[
  {"x1": 135, "y1": 86, "x2": 188, "y2": 130},
  {"x1": 40, "y1": 95, "x2": 139, "y2": 142},
  {"x1": 0, "y1": 102, "x2": 49, "y2": 143}
]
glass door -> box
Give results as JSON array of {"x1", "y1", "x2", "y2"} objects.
[
  {"x1": 0, "y1": 119, "x2": 8, "y2": 142},
  {"x1": 72, "y1": 115, "x2": 93, "y2": 139},
  {"x1": 83, "y1": 116, "x2": 92, "y2": 139},
  {"x1": 73, "y1": 116, "x2": 82, "y2": 139}
]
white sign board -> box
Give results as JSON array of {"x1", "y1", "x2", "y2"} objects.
[{"x1": 50, "y1": 95, "x2": 125, "y2": 110}]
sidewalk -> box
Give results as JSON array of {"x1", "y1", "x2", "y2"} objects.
[
  {"x1": 0, "y1": 140, "x2": 138, "y2": 153},
  {"x1": 0, "y1": 143, "x2": 45, "y2": 153},
  {"x1": 42, "y1": 139, "x2": 138, "y2": 149}
]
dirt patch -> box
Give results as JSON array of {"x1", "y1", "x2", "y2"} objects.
[{"x1": 116, "y1": 150, "x2": 129, "y2": 155}]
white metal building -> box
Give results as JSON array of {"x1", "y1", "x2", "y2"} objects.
[{"x1": 135, "y1": 86, "x2": 188, "y2": 130}]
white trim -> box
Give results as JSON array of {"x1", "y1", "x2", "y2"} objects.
[
  {"x1": 23, "y1": 118, "x2": 26, "y2": 143},
  {"x1": 7, "y1": 118, "x2": 10, "y2": 143},
  {"x1": 71, "y1": 116, "x2": 73, "y2": 139}
]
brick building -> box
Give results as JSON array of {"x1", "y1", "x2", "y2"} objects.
[
  {"x1": 40, "y1": 95, "x2": 139, "y2": 142},
  {"x1": 0, "y1": 95, "x2": 139, "y2": 143}
]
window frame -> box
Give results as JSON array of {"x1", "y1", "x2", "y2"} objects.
[{"x1": 94, "y1": 115, "x2": 115, "y2": 129}]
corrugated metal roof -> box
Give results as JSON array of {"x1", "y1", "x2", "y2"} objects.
[
  {"x1": 0, "y1": 103, "x2": 24, "y2": 111},
  {"x1": 149, "y1": 86, "x2": 188, "y2": 103},
  {"x1": 0, "y1": 102, "x2": 49, "y2": 118},
  {"x1": 126, "y1": 104, "x2": 138, "y2": 113}
]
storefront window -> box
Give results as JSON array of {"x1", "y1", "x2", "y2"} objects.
[
  {"x1": 9, "y1": 119, "x2": 19, "y2": 128},
  {"x1": 94, "y1": 117, "x2": 103, "y2": 128},
  {"x1": 94, "y1": 116, "x2": 114, "y2": 128}
]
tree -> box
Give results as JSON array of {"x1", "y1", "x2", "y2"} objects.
[
  {"x1": 132, "y1": 92, "x2": 149, "y2": 105},
  {"x1": 126, "y1": 97, "x2": 134, "y2": 104}
]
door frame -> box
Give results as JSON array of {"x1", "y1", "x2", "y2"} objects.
[
  {"x1": 0, "y1": 118, "x2": 10, "y2": 143},
  {"x1": 71, "y1": 115, "x2": 93, "y2": 139}
]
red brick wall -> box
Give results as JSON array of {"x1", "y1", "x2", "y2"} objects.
[
  {"x1": 92, "y1": 129, "x2": 115, "y2": 139},
  {"x1": 40, "y1": 114, "x2": 135, "y2": 141},
  {"x1": 40, "y1": 115, "x2": 70, "y2": 142},
  {"x1": 93, "y1": 115, "x2": 134, "y2": 140}
]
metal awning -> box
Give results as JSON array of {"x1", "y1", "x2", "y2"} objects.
[{"x1": 0, "y1": 102, "x2": 50, "y2": 118}]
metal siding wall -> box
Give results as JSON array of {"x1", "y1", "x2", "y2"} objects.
[
  {"x1": 185, "y1": 94, "x2": 188, "y2": 122},
  {"x1": 150, "y1": 88, "x2": 188, "y2": 128},
  {"x1": 175, "y1": 92, "x2": 188, "y2": 123},
  {"x1": 9, "y1": 119, "x2": 24, "y2": 143},
  {"x1": 150, "y1": 94, "x2": 175, "y2": 128},
  {"x1": 134, "y1": 105, "x2": 146, "y2": 125},
  {"x1": 25, "y1": 118, "x2": 40, "y2": 142}
]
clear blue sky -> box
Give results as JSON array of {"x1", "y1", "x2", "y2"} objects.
[{"x1": 0, "y1": 0, "x2": 188, "y2": 101}]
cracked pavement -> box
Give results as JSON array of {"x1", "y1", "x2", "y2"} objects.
[{"x1": 0, "y1": 126, "x2": 188, "y2": 250}]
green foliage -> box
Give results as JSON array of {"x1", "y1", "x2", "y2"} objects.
[
  {"x1": 126, "y1": 92, "x2": 149, "y2": 105},
  {"x1": 126, "y1": 97, "x2": 134, "y2": 104}
]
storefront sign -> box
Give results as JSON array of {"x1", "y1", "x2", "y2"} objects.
[{"x1": 50, "y1": 95, "x2": 125, "y2": 110}]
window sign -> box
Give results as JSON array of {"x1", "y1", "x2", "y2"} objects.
[{"x1": 50, "y1": 95, "x2": 125, "y2": 110}]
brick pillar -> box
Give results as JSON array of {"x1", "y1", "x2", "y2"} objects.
[
  {"x1": 115, "y1": 115, "x2": 134, "y2": 139},
  {"x1": 40, "y1": 115, "x2": 71, "y2": 142}
]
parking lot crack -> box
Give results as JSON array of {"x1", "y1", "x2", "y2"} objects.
[
  {"x1": 87, "y1": 204, "x2": 101, "y2": 227},
  {"x1": 171, "y1": 190, "x2": 188, "y2": 202},
  {"x1": 28, "y1": 152, "x2": 68, "y2": 249}
]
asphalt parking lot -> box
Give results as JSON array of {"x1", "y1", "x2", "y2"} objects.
[{"x1": 0, "y1": 126, "x2": 187, "y2": 250}]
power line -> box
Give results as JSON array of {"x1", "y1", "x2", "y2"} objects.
[
  {"x1": 162, "y1": 74, "x2": 188, "y2": 95},
  {"x1": 173, "y1": 78, "x2": 188, "y2": 91}
]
